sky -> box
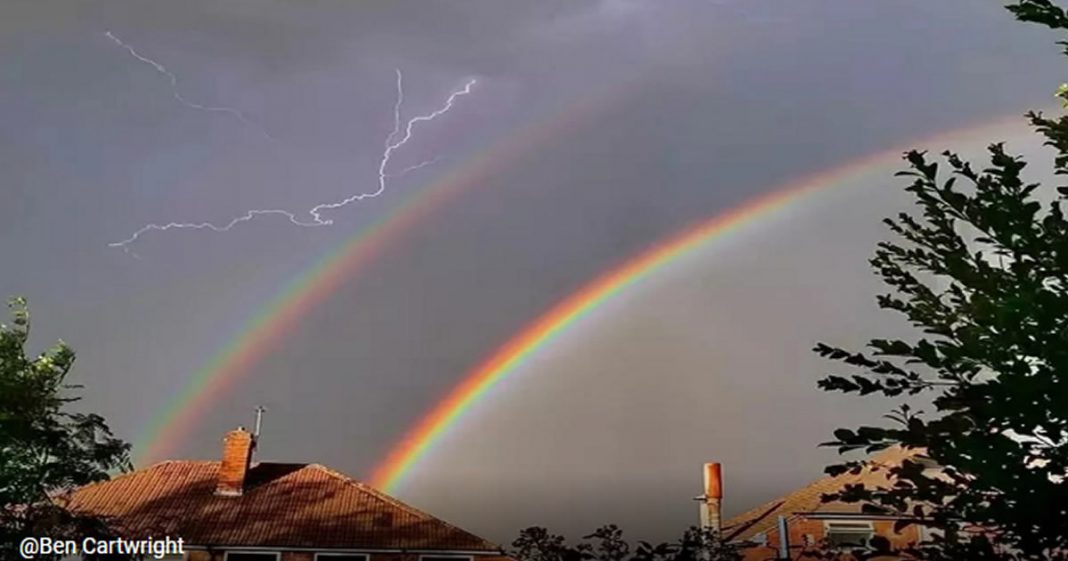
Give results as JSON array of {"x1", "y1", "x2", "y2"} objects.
[{"x1": 1, "y1": 0, "x2": 1065, "y2": 545}]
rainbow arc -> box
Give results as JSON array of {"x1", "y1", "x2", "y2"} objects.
[{"x1": 136, "y1": 98, "x2": 1031, "y2": 494}]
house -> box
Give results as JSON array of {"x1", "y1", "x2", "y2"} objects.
[
  {"x1": 698, "y1": 448, "x2": 928, "y2": 560},
  {"x1": 64, "y1": 427, "x2": 510, "y2": 561}
]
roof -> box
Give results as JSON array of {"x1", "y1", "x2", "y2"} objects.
[
  {"x1": 723, "y1": 447, "x2": 918, "y2": 542},
  {"x1": 63, "y1": 461, "x2": 503, "y2": 553}
]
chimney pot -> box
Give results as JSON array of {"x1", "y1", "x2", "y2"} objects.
[
  {"x1": 215, "y1": 427, "x2": 254, "y2": 497},
  {"x1": 704, "y1": 462, "x2": 723, "y2": 499}
]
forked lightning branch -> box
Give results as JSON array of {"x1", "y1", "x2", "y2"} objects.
[{"x1": 104, "y1": 31, "x2": 477, "y2": 254}]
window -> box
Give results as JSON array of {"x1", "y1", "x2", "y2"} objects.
[
  {"x1": 225, "y1": 552, "x2": 280, "y2": 561},
  {"x1": 315, "y1": 555, "x2": 369, "y2": 561},
  {"x1": 824, "y1": 521, "x2": 874, "y2": 548}
]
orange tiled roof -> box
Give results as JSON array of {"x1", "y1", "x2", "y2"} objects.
[
  {"x1": 723, "y1": 447, "x2": 919, "y2": 542},
  {"x1": 64, "y1": 461, "x2": 502, "y2": 552}
]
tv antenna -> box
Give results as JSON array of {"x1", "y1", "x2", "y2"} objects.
[{"x1": 254, "y1": 406, "x2": 266, "y2": 440}]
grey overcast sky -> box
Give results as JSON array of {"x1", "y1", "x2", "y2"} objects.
[{"x1": 1, "y1": 0, "x2": 1064, "y2": 544}]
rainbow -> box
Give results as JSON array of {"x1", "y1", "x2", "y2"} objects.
[
  {"x1": 367, "y1": 112, "x2": 1033, "y2": 492},
  {"x1": 136, "y1": 81, "x2": 634, "y2": 463}
]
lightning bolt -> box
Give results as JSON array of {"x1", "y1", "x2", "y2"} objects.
[
  {"x1": 105, "y1": 30, "x2": 275, "y2": 142},
  {"x1": 108, "y1": 69, "x2": 477, "y2": 253},
  {"x1": 386, "y1": 156, "x2": 442, "y2": 179},
  {"x1": 307, "y1": 71, "x2": 476, "y2": 225}
]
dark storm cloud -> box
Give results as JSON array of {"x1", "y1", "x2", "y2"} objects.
[{"x1": 1, "y1": 0, "x2": 1064, "y2": 546}]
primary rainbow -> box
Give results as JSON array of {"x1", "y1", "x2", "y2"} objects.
[
  {"x1": 368, "y1": 112, "x2": 1032, "y2": 492},
  {"x1": 136, "y1": 81, "x2": 634, "y2": 463}
]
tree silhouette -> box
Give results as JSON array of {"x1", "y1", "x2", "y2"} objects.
[
  {"x1": 511, "y1": 526, "x2": 739, "y2": 561},
  {"x1": 0, "y1": 297, "x2": 131, "y2": 561},
  {"x1": 811, "y1": 3, "x2": 1068, "y2": 560}
]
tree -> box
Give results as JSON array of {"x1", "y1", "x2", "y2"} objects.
[
  {"x1": 810, "y1": 3, "x2": 1068, "y2": 560},
  {"x1": 0, "y1": 297, "x2": 131, "y2": 560},
  {"x1": 511, "y1": 525, "x2": 740, "y2": 561}
]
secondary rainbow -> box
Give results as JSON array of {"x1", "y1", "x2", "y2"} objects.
[
  {"x1": 368, "y1": 112, "x2": 1032, "y2": 492},
  {"x1": 137, "y1": 82, "x2": 634, "y2": 463}
]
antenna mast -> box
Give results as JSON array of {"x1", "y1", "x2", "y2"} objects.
[{"x1": 254, "y1": 406, "x2": 266, "y2": 439}]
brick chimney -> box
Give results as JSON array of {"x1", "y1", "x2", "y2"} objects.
[
  {"x1": 215, "y1": 427, "x2": 254, "y2": 497},
  {"x1": 698, "y1": 462, "x2": 723, "y2": 532}
]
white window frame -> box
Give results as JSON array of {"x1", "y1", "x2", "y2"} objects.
[
  {"x1": 823, "y1": 520, "x2": 875, "y2": 548},
  {"x1": 315, "y1": 554, "x2": 371, "y2": 561},
  {"x1": 224, "y1": 551, "x2": 282, "y2": 561}
]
